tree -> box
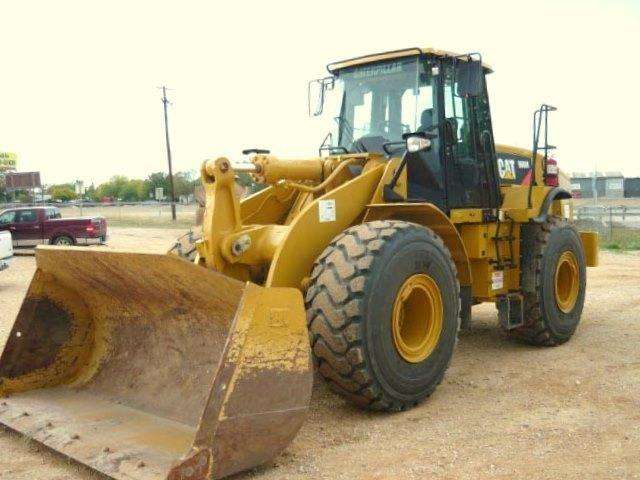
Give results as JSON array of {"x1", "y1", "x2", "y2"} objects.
[
  {"x1": 0, "y1": 176, "x2": 7, "y2": 202},
  {"x1": 144, "y1": 172, "x2": 169, "y2": 200},
  {"x1": 120, "y1": 179, "x2": 145, "y2": 201},
  {"x1": 85, "y1": 184, "x2": 97, "y2": 200},
  {"x1": 94, "y1": 176, "x2": 133, "y2": 201},
  {"x1": 48, "y1": 184, "x2": 77, "y2": 202}
]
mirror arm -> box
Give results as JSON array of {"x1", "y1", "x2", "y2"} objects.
[{"x1": 383, "y1": 150, "x2": 410, "y2": 202}]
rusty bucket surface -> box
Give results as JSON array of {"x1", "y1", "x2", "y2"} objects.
[{"x1": 0, "y1": 246, "x2": 312, "y2": 480}]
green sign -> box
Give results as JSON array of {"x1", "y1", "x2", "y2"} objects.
[{"x1": 0, "y1": 152, "x2": 17, "y2": 173}]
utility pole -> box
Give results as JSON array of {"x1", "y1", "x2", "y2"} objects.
[{"x1": 160, "y1": 86, "x2": 177, "y2": 221}]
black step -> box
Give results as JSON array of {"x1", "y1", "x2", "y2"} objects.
[{"x1": 497, "y1": 293, "x2": 524, "y2": 330}]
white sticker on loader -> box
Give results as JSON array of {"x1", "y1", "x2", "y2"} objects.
[
  {"x1": 492, "y1": 270, "x2": 504, "y2": 290},
  {"x1": 318, "y1": 199, "x2": 336, "y2": 223}
]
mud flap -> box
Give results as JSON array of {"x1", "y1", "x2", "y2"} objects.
[{"x1": 0, "y1": 246, "x2": 312, "y2": 480}]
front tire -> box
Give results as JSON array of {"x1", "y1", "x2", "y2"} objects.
[
  {"x1": 305, "y1": 220, "x2": 460, "y2": 411},
  {"x1": 510, "y1": 217, "x2": 587, "y2": 346}
]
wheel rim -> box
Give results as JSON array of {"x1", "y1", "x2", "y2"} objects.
[
  {"x1": 391, "y1": 274, "x2": 443, "y2": 363},
  {"x1": 555, "y1": 250, "x2": 579, "y2": 313},
  {"x1": 56, "y1": 237, "x2": 71, "y2": 245}
]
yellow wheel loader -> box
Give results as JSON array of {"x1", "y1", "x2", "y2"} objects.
[{"x1": 0, "y1": 47, "x2": 599, "y2": 480}]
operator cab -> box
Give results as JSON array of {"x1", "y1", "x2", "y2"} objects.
[{"x1": 310, "y1": 48, "x2": 502, "y2": 214}]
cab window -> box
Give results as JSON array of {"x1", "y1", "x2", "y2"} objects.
[
  {"x1": 0, "y1": 211, "x2": 16, "y2": 224},
  {"x1": 15, "y1": 210, "x2": 38, "y2": 223},
  {"x1": 45, "y1": 208, "x2": 61, "y2": 220}
]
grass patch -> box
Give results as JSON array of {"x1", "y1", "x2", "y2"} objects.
[
  {"x1": 575, "y1": 219, "x2": 640, "y2": 251},
  {"x1": 600, "y1": 227, "x2": 640, "y2": 251}
]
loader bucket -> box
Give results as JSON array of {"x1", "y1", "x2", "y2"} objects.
[{"x1": 0, "y1": 246, "x2": 312, "y2": 480}]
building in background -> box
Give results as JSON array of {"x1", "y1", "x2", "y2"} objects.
[
  {"x1": 570, "y1": 172, "x2": 625, "y2": 199},
  {"x1": 624, "y1": 177, "x2": 640, "y2": 198}
]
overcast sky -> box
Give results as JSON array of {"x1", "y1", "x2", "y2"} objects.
[{"x1": 0, "y1": 0, "x2": 638, "y2": 185}]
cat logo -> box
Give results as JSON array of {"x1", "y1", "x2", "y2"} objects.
[{"x1": 497, "y1": 157, "x2": 516, "y2": 180}]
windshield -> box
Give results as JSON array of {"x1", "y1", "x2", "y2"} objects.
[{"x1": 330, "y1": 57, "x2": 434, "y2": 153}]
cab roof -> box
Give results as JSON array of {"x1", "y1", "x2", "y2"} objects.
[{"x1": 327, "y1": 47, "x2": 493, "y2": 74}]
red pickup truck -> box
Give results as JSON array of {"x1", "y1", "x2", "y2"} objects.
[{"x1": 0, "y1": 206, "x2": 107, "y2": 247}]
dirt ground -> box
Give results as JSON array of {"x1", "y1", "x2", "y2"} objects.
[{"x1": 0, "y1": 227, "x2": 638, "y2": 480}]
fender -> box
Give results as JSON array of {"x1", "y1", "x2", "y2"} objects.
[
  {"x1": 362, "y1": 203, "x2": 472, "y2": 287},
  {"x1": 532, "y1": 187, "x2": 572, "y2": 223},
  {"x1": 266, "y1": 163, "x2": 386, "y2": 288}
]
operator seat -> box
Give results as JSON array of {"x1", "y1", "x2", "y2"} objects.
[{"x1": 418, "y1": 108, "x2": 434, "y2": 133}]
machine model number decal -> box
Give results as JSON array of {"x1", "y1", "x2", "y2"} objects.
[
  {"x1": 318, "y1": 199, "x2": 336, "y2": 223},
  {"x1": 492, "y1": 270, "x2": 504, "y2": 290}
]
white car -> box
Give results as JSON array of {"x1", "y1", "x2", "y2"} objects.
[{"x1": 0, "y1": 230, "x2": 13, "y2": 271}]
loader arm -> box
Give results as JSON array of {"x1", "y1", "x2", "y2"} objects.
[{"x1": 196, "y1": 152, "x2": 386, "y2": 287}]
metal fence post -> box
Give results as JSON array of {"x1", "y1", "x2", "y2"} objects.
[{"x1": 609, "y1": 207, "x2": 613, "y2": 241}]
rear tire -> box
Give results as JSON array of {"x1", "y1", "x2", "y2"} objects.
[
  {"x1": 509, "y1": 216, "x2": 587, "y2": 346},
  {"x1": 52, "y1": 235, "x2": 74, "y2": 246},
  {"x1": 305, "y1": 220, "x2": 460, "y2": 411}
]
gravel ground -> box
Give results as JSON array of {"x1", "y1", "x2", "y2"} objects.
[{"x1": 0, "y1": 228, "x2": 638, "y2": 480}]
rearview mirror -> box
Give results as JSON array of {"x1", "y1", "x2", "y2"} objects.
[
  {"x1": 308, "y1": 76, "x2": 334, "y2": 117},
  {"x1": 456, "y1": 59, "x2": 483, "y2": 97}
]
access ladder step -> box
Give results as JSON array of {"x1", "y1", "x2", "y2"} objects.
[{"x1": 497, "y1": 293, "x2": 524, "y2": 329}]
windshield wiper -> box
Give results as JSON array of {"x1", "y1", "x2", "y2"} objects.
[{"x1": 334, "y1": 116, "x2": 355, "y2": 149}]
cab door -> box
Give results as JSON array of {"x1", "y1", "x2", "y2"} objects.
[
  {"x1": 13, "y1": 209, "x2": 42, "y2": 246},
  {"x1": 441, "y1": 61, "x2": 501, "y2": 211}
]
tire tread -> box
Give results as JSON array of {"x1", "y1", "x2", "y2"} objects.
[{"x1": 305, "y1": 220, "x2": 459, "y2": 411}]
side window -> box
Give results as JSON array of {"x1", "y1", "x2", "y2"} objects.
[
  {"x1": 404, "y1": 84, "x2": 435, "y2": 132},
  {"x1": 442, "y1": 63, "x2": 487, "y2": 208},
  {"x1": 16, "y1": 210, "x2": 38, "y2": 223},
  {"x1": 444, "y1": 86, "x2": 465, "y2": 141},
  {"x1": 45, "y1": 208, "x2": 61, "y2": 220},
  {"x1": 444, "y1": 73, "x2": 473, "y2": 158},
  {"x1": 0, "y1": 211, "x2": 16, "y2": 224}
]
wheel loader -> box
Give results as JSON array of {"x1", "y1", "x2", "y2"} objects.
[{"x1": 0, "y1": 47, "x2": 598, "y2": 480}]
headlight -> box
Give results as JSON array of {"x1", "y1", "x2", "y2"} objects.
[{"x1": 406, "y1": 135, "x2": 432, "y2": 153}]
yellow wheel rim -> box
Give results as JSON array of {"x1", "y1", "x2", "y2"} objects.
[
  {"x1": 555, "y1": 250, "x2": 580, "y2": 313},
  {"x1": 391, "y1": 274, "x2": 443, "y2": 363}
]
